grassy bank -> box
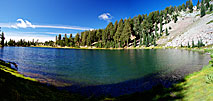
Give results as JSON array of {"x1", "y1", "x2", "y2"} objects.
[
  {"x1": 0, "y1": 62, "x2": 89, "y2": 100},
  {"x1": 106, "y1": 48, "x2": 213, "y2": 100},
  {"x1": 32, "y1": 45, "x2": 168, "y2": 50}
]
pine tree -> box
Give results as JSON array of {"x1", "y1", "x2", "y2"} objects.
[
  {"x1": 189, "y1": 0, "x2": 193, "y2": 13},
  {"x1": 134, "y1": 39, "x2": 136, "y2": 47},
  {"x1": 87, "y1": 33, "x2": 91, "y2": 46},
  {"x1": 198, "y1": 40, "x2": 200, "y2": 48},
  {"x1": 188, "y1": 41, "x2": 190, "y2": 48},
  {"x1": 55, "y1": 36, "x2": 58, "y2": 45},
  {"x1": 173, "y1": 14, "x2": 178, "y2": 23},
  {"x1": 206, "y1": 0, "x2": 210, "y2": 9},
  {"x1": 160, "y1": 16, "x2": 163, "y2": 36},
  {"x1": 210, "y1": 4, "x2": 213, "y2": 11},
  {"x1": 82, "y1": 31, "x2": 88, "y2": 46},
  {"x1": 121, "y1": 19, "x2": 132, "y2": 47},
  {"x1": 139, "y1": 22, "x2": 144, "y2": 46},
  {"x1": 114, "y1": 19, "x2": 124, "y2": 47},
  {"x1": 142, "y1": 19, "x2": 148, "y2": 45},
  {"x1": 96, "y1": 29, "x2": 102, "y2": 41},
  {"x1": 133, "y1": 16, "x2": 140, "y2": 38},
  {"x1": 104, "y1": 22, "x2": 113, "y2": 43},
  {"x1": 166, "y1": 28, "x2": 169, "y2": 36},
  {"x1": 69, "y1": 34, "x2": 72, "y2": 42},
  {"x1": 201, "y1": 2, "x2": 206, "y2": 17},
  {"x1": 155, "y1": 24, "x2": 159, "y2": 38},
  {"x1": 197, "y1": 0, "x2": 200, "y2": 9},
  {"x1": 113, "y1": 20, "x2": 118, "y2": 39},
  {"x1": 153, "y1": 37, "x2": 157, "y2": 46},
  {"x1": 64, "y1": 34, "x2": 69, "y2": 46},
  {"x1": 74, "y1": 33, "x2": 80, "y2": 46},
  {"x1": 58, "y1": 34, "x2": 62, "y2": 40},
  {"x1": 192, "y1": 40, "x2": 195, "y2": 48},
  {"x1": 0, "y1": 32, "x2": 5, "y2": 47},
  {"x1": 182, "y1": 3, "x2": 186, "y2": 11}
]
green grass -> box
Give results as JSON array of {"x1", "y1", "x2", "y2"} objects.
[
  {"x1": 0, "y1": 62, "x2": 89, "y2": 101},
  {"x1": 207, "y1": 20, "x2": 213, "y2": 24},
  {"x1": 206, "y1": 11, "x2": 213, "y2": 15},
  {"x1": 105, "y1": 48, "x2": 213, "y2": 100}
]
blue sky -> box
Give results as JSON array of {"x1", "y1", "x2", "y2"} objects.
[{"x1": 0, "y1": 0, "x2": 198, "y2": 42}]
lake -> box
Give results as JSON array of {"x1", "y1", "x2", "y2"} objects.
[{"x1": 0, "y1": 47, "x2": 210, "y2": 96}]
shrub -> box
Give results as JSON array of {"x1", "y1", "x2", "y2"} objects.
[{"x1": 206, "y1": 74, "x2": 213, "y2": 84}]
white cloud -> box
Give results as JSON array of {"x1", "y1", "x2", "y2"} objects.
[
  {"x1": 98, "y1": 13, "x2": 113, "y2": 22},
  {"x1": 4, "y1": 31, "x2": 79, "y2": 42},
  {"x1": 11, "y1": 19, "x2": 35, "y2": 29},
  {"x1": 0, "y1": 18, "x2": 92, "y2": 31},
  {"x1": 34, "y1": 25, "x2": 92, "y2": 30}
]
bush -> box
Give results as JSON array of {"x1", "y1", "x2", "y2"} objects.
[{"x1": 206, "y1": 74, "x2": 213, "y2": 84}]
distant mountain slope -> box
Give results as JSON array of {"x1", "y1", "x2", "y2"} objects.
[{"x1": 157, "y1": 10, "x2": 213, "y2": 47}]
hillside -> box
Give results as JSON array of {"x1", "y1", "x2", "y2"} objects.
[{"x1": 156, "y1": 10, "x2": 213, "y2": 47}]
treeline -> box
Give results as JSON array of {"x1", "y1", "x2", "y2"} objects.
[
  {"x1": 5, "y1": 39, "x2": 41, "y2": 47},
  {"x1": 183, "y1": 39, "x2": 205, "y2": 48}
]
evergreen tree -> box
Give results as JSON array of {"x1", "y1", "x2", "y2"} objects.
[
  {"x1": 142, "y1": 19, "x2": 148, "y2": 45},
  {"x1": 96, "y1": 29, "x2": 102, "y2": 41},
  {"x1": 197, "y1": 0, "x2": 200, "y2": 9},
  {"x1": 121, "y1": 19, "x2": 132, "y2": 47},
  {"x1": 189, "y1": 0, "x2": 193, "y2": 13},
  {"x1": 82, "y1": 31, "x2": 88, "y2": 46},
  {"x1": 153, "y1": 37, "x2": 157, "y2": 46},
  {"x1": 182, "y1": 3, "x2": 186, "y2": 11},
  {"x1": 0, "y1": 32, "x2": 5, "y2": 47},
  {"x1": 160, "y1": 16, "x2": 163, "y2": 36},
  {"x1": 166, "y1": 28, "x2": 169, "y2": 36},
  {"x1": 113, "y1": 20, "x2": 118, "y2": 39},
  {"x1": 188, "y1": 41, "x2": 190, "y2": 48},
  {"x1": 74, "y1": 33, "x2": 80, "y2": 46},
  {"x1": 5, "y1": 41, "x2": 7, "y2": 46},
  {"x1": 155, "y1": 24, "x2": 159, "y2": 38},
  {"x1": 104, "y1": 22, "x2": 114, "y2": 42},
  {"x1": 206, "y1": 0, "x2": 210, "y2": 9},
  {"x1": 70, "y1": 34, "x2": 73, "y2": 46},
  {"x1": 134, "y1": 39, "x2": 136, "y2": 47},
  {"x1": 178, "y1": 5, "x2": 182, "y2": 11},
  {"x1": 64, "y1": 34, "x2": 69, "y2": 46},
  {"x1": 55, "y1": 36, "x2": 58, "y2": 44},
  {"x1": 139, "y1": 22, "x2": 144, "y2": 46},
  {"x1": 210, "y1": 4, "x2": 213, "y2": 11},
  {"x1": 192, "y1": 40, "x2": 195, "y2": 48},
  {"x1": 133, "y1": 16, "x2": 140, "y2": 38},
  {"x1": 173, "y1": 14, "x2": 178, "y2": 23},
  {"x1": 58, "y1": 34, "x2": 62, "y2": 40},
  {"x1": 87, "y1": 32, "x2": 91, "y2": 46},
  {"x1": 114, "y1": 19, "x2": 124, "y2": 47},
  {"x1": 201, "y1": 2, "x2": 206, "y2": 17},
  {"x1": 198, "y1": 40, "x2": 200, "y2": 48}
]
